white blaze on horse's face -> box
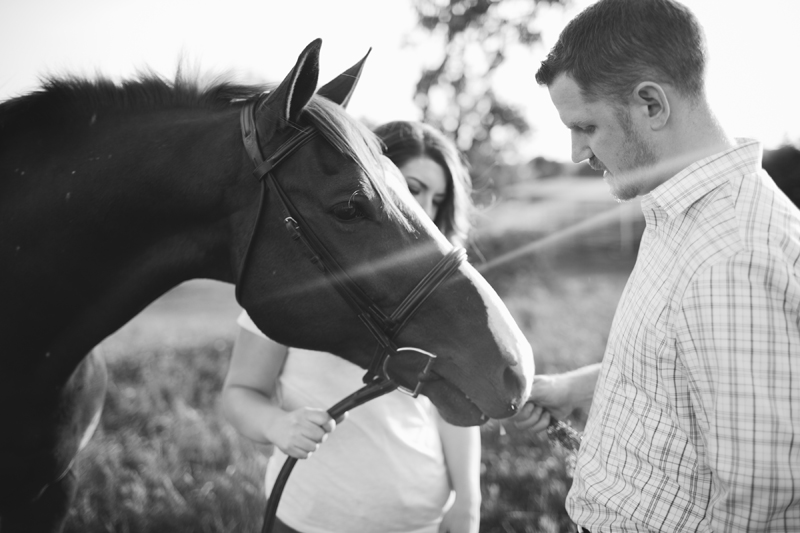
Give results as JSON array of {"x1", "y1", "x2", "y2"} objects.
[
  {"x1": 381, "y1": 156, "x2": 535, "y2": 403},
  {"x1": 463, "y1": 265, "x2": 535, "y2": 398}
]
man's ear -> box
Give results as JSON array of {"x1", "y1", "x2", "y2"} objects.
[{"x1": 633, "y1": 82, "x2": 670, "y2": 130}]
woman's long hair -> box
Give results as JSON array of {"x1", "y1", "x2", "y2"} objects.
[{"x1": 374, "y1": 121, "x2": 473, "y2": 247}]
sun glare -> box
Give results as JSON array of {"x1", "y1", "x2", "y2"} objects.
[{"x1": 1, "y1": 0, "x2": 798, "y2": 161}]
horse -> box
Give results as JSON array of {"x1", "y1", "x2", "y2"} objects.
[{"x1": 0, "y1": 39, "x2": 534, "y2": 532}]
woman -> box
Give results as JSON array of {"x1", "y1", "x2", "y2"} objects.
[{"x1": 222, "y1": 121, "x2": 479, "y2": 533}]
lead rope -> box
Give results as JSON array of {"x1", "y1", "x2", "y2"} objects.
[{"x1": 261, "y1": 378, "x2": 397, "y2": 533}]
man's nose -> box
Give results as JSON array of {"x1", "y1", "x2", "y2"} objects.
[{"x1": 571, "y1": 132, "x2": 591, "y2": 163}]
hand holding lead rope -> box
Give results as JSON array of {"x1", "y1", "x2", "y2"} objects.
[
  {"x1": 546, "y1": 417, "x2": 582, "y2": 453},
  {"x1": 513, "y1": 399, "x2": 583, "y2": 477}
]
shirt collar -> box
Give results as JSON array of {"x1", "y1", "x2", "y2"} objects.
[{"x1": 644, "y1": 138, "x2": 763, "y2": 220}]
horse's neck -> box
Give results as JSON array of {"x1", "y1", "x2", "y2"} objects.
[{"x1": 0, "y1": 106, "x2": 250, "y2": 385}]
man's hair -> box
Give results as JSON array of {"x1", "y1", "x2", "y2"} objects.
[{"x1": 536, "y1": 0, "x2": 707, "y2": 103}]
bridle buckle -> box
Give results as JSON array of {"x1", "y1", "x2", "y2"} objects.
[{"x1": 384, "y1": 347, "x2": 437, "y2": 398}]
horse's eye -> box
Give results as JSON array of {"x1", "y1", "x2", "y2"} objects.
[{"x1": 331, "y1": 202, "x2": 367, "y2": 222}]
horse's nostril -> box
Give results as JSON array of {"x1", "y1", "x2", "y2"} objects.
[{"x1": 503, "y1": 364, "x2": 525, "y2": 398}]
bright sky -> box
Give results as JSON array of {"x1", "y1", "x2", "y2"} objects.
[{"x1": 2, "y1": 0, "x2": 799, "y2": 162}]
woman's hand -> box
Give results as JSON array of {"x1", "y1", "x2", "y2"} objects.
[
  {"x1": 439, "y1": 495, "x2": 480, "y2": 533},
  {"x1": 267, "y1": 407, "x2": 337, "y2": 459}
]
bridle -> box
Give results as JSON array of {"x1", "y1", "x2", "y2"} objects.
[
  {"x1": 237, "y1": 93, "x2": 467, "y2": 392},
  {"x1": 236, "y1": 94, "x2": 467, "y2": 533}
]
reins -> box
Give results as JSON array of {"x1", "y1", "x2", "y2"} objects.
[
  {"x1": 236, "y1": 95, "x2": 467, "y2": 533},
  {"x1": 260, "y1": 378, "x2": 397, "y2": 533}
]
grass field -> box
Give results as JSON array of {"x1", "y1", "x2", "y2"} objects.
[{"x1": 63, "y1": 193, "x2": 640, "y2": 533}]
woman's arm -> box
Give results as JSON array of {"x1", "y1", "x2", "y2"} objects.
[
  {"x1": 436, "y1": 417, "x2": 481, "y2": 533},
  {"x1": 222, "y1": 326, "x2": 335, "y2": 459}
]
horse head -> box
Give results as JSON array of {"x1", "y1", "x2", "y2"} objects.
[{"x1": 235, "y1": 40, "x2": 534, "y2": 426}]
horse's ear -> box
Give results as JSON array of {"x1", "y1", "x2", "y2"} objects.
[
  {"x1": 317, "y1": 48, "x2": 371, "y2": 108},
  {"x1": 264, "y1": 38, "x2": 321, "y2": 123}
]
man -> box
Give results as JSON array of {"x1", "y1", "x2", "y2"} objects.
[{"x1": 515, "y1": 0, "x2": 800, "y2": 531}]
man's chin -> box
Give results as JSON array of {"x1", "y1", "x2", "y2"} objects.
[{"x1": 603, "y1": 172, "x2": 639, "y2": 202}]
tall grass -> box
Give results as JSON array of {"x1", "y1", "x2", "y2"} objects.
[
  {"x1": 66, "y1": 342, "x2": 266, "y2": 533},
  {"x1": 64, "y1": 231, "x2": 635, "y2": 533}
]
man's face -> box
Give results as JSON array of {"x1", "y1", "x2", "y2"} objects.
[{"x1": 549, "y1": 73, "x2": 657, "y2": 201}]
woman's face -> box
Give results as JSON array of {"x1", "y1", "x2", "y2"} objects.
[{"x1": 398, "y1": 156, "x2": 447, "y2": 221}]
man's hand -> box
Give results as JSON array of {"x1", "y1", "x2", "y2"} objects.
[{"x1": 513, "y1": 365, "x2": 601, "y2": 433}]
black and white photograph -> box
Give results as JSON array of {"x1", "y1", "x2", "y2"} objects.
[{"x1": 2, "y1": 1, "x2": 799, "y2": 532}]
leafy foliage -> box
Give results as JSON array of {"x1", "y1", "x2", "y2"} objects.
[
  {"x1": 66, "y1": 343, "x2": 268, "y2": 533},
  {"x1": 480, "y1": 420, "x2": 574, "y2": 533},
  {"x1": 410, "y1": 0, "x2": 569, "y2": 177},
  {"x1": 763, "y1": 144, "x2": 800, "y2": 207}
]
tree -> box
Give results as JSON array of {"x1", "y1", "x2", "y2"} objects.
[{"x1": 409, "y1": 0, "x2": 569, "y2": 182}]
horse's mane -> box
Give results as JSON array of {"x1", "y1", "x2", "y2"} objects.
[
  {"x1": 0, "y1": 71, "x2": 265, "y2": 122},
  {"x1": 0, "y1": 71, "x2": 256, "y2": 140},
  {"x1": 302, "y1": 97, "x2": 412, "y2": 231},
  {"x1": 0, "y1": 71, "x2": 412, "y2": 230}
]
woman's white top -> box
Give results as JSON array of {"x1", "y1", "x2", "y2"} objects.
[{"x1": 238, "y1": 311, "x2": 451, "y2": 533}]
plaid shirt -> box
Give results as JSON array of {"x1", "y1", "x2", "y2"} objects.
[{"x1": 568, "y1": 139, "x2": 800, "y2": 532}]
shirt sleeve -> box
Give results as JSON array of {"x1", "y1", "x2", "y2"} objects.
[
  {"x1": 237, "y1": 310, "x2": 268, "y2": 338},
  {"x1": 676, "y1": 251, "x2": 800, "y2": 532}
]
